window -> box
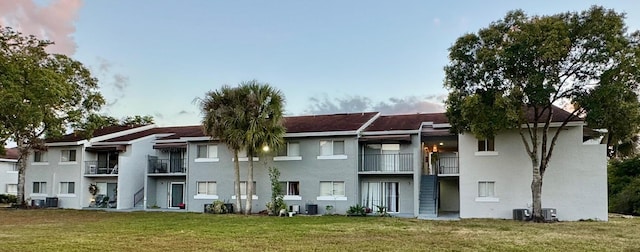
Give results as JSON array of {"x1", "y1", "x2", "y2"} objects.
[
  {"x1": 196, "y1": 145, "x2": 218, "y2": 159},
  {"x1": 61, "y1": 150, "x2": 76, "y2": 162},
  {"x1": 477, "y1": 137, "x2": 495, "y2": 152},
  {"x1": 320, "y1": 181, "x2": 345, "y2": 196},
  {"x1": 59, "y1": 182, "x2": 75, "y2": 194},
  {"x1": 277, "y1": 142, "x2": 300, "y2": 157},
  {"x1": 32, "y1": 182, "x2": 47, "y2": 194},
  {"x1": 33, "y1": 151, "x2": 47, "y2": 162},
  {"x1": 279, "y1": 181, "x2": 300, "y2": 195},
  {"x1": 319, "y1": 140, "x2": 345, "y2": 156},
  {"x1": 238, "y1": 181, "x2": 257, "y2": 196},
  {"x1": 6, "y1": 184, "x2": 17, "y2": 194},
  {"x1": 478, "y1": 181, "x2": 495, "y2": 197},
  {"x1": 197, "y1": 181, "x2": 217, "y2": 195}
]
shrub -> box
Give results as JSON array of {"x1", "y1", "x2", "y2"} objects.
[
  {"x1": 0, "y1": 194, "x2": 17, "y2": 204},
  {"x1": 609, "y1": 157, "x2": 640, "y2": 215},
  {"x1": 207, "y1": 200, "x2": 227, "y2": 214},
  {"x1": 346, "y1": 204, "x2": 366, "y2": 216}
]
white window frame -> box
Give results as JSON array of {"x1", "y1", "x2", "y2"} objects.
[
  {"x1": 476, "y1": 181, "x2": 499, "y2": 202},
  {"x1": 279, "y1": 181, "x2": 302, "y2": 200},
  {"x1": 60, "y1": 149, "x2": 77, "y2": 164},
  {"x1": 32, "y1": 151, "x2": 49, "y2": 165},
  {"x1": 274, "y1": 142, "x2": 302, "y2": 161},
  {"x1": 317, "y1": 181, "x2": 347, "y2": 201},
  {"x1": 475, "y1": 137, "x2": 498, "y2": 156},
  {"x1": 32, "y1": 181, "x2": 47, "y2": 195},
  {"x1": 231, "y1": 181, "x2": 258, "y2": 200},
  {"x1": 194, "y1": 181, "x2": 218, "y2": 200},
  {"x1": 195, "y1": 144, "x2": 219, "y2": 162},
  {"x1": 59, "y1": 182, "x2": 76, "y2": 196},
  {"x1": 317, "y1": 140, "x2": 347, "y2": 160},
  {"x1": 6, "y1": 184, "x2": 17, "y2": 194}
]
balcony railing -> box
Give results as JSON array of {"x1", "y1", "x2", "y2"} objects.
[
  {"x1": 435, "y1": 156, "x2": 459, "y2": 175},
  {"x1": 148, "y1": 158, "x2": 186, "y2": 174},
  {"x1": 359, "y1": 153, "x2": 413, "y2": 173},
  {"x1": 84, "y1": 161, "x2": 118, "y2": 175}
]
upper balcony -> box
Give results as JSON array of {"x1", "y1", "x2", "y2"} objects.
[
  {"x1": 359, "y1": 153, "x2": 413, "y2": 174},
  {"x1": 434, "y1": 155, "x2": 459, "y2": 176},
  {"x1": 84, "y1": 161, "x2": 118, "y2": 176},
  {"x1": 148, "y1": 157, "x2": 186, "y2": 176}
]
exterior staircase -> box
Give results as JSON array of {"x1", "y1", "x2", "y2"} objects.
[{"x1": 419, "y1": 175, "x2": 438, "y2": 217}]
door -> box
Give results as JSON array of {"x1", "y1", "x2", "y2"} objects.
[
  {"x1": 169, "y1": 151, "x2": 183, "y2": 173},
  {"x1": 169, "y1": 182, "x2": 185, "y2": 208}
]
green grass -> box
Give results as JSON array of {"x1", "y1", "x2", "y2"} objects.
[{"x1": 1, "y1": 210, "x2": 639, "y2": 251}]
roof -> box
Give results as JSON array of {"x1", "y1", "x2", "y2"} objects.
[
  {"x1": 0, "y1": 148, "x2": 19, "y2": 160},
  {"x1": 99, "y1": 126, "x2": 201, "y2": 143},
  {"x1": 46, "y1": 125, "x2": 148, "y2": 143},
  {"x1": 157, "y1": 126, "x2": 204, "y2": 140},
  {"x1": 527, "y1": 106, "x2": 582, "y2": 123},
  {"x1": 283, "y1": 112, "x2": 378, "y2": 133},
  {"x1": 364, "y1": 113, "x2": 448, "y2": 132}
]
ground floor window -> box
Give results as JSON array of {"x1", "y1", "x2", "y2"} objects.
[
  {"x1": 478, "y1": 181, "x2": 495, "y2": 197},
  {"x1": 320, "y1": 181, "x2": 344, "y2": 196},
  {"x1": 197, "y1": 181, "x2": 217, "y2": 195},
  {"x1": 59, "y1": 182, "x2": 75, "y2": 194},
  {"x1": 33, "y1": 182, "x2": 47, "y2": 194},
  {"x1": 361, "y1": 182, "x2": 399, "y2": 212},
  {"x1": 279, "y1": 181, "x2": 300, "y2": 195}
]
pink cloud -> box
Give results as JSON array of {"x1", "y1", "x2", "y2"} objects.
[{"x1": 0, "y1": 0, "x2": 83, "y2": 55}]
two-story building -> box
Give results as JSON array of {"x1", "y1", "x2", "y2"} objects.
[{"x1": 0, "y1": 148, "x2": 19, "y2": 195}]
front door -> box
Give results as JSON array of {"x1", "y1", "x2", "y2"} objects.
[{"x1": 169, "y1": 182, "x2": 184, "y2": 208}]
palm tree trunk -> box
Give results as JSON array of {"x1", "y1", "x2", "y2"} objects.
[
  {"x1": 233, "y1": 150, "x2": 242, "y2": 213},
  {"x1": 245, "y1": 153, "x2": 254, "y2": 214}
]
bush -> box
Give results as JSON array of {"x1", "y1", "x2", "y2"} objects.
[
  {"x1": 0, "y1": 194, "x2": 17, "y2": 204},
  {"x1": 206, "y1": 200, "x2": 227, "y2": 214},
  {"x1": 346, "y1": 204, "x2": 366, "y2": 216},
  {"x1": 609, "y1": 157, "x2": 640, "y2": 215}
]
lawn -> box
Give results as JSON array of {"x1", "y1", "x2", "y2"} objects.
[{"x1": 0, "y1": 210, "x2": 638, "y2": 251}]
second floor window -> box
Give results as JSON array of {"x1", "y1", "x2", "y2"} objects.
[
  {"x1": 33, "y1": 151, "x2": 47, "y2": 162},
  {"x1": 477, "y1": 137, "x2": 495, "y2": 152},
  {"x1": 197, "y1": 145, "x2": 218, "y2": 159},
  {"x1": 320, "y1": 140, "x2": 345, "y2": 156},
  {"x1": 277, "y1": 142, "x2": 300, "y2": 157},
  {"x1": 61, "y1": 150, "x2": 77, "y2": 162}
]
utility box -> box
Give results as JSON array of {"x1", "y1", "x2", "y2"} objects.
[
  {"x1": 45, "y1": 197, "x2": 58, "y2": 208},
  {"x1": 305, "y1": 204, "x2": 318, "y2": 215},
  {"x1": 513, "y1": 209, "x2": 530, "y2": 221},
  {"x1": 289, "y1": 204, "x2": 300, "y2": 214},
  {"x1": 31, "y1": 199, "x2": 45, "y2": 208},
  {"x1": 542, "y1": 208, "x2": 557, "y2": 221}
]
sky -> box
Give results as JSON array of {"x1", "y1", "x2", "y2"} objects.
[{"x1": 1, "y1": 0, "x2": 639, "y2": 127}]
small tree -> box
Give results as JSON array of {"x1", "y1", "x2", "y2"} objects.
[
  {"x1": 267, "y1": 167, "x2": 285, "y2": 215},
  {"x1": 444, "y1": 7, "x2": 640, "y2": 222},
  {"x1": 0, "y1": 27, "x2": 105, "y2": 205}
]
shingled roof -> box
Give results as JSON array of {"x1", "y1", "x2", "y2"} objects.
[
  {"x1": 98, "y1": 126, "x2": 202, "y2": 143},
  {"x1": 0, "y1": 148, "x2": 19, "y2": 160},
  {"x1": 45, "y1": 125, "x2": 148, "y2": 143},
  {"x1": 283, "y1": 112, "x2": 378, "y2": 133},
  {"x1": 364, "y1": 113, "x2": 448, "y2": 132}
]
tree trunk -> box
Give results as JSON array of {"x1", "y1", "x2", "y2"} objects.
[
  {"x1": 233, "y1": 150, "x2": 242, "y2": 213},
  {"x1": 531, "y1": 164, "x2": 544, "y2": 222},
  {"x1": 245, "y1": 152, "x2": 254, "y2": 215},
  {"x1": 16, "y1": 140, "x2": 28, "y2": 206}
]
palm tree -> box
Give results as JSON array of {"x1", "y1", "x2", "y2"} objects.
[
  {"x1": 199, "y1": 86, "x2": 248, "y2": 213},
  {"x1": 240, "y1": 81, "x2": 286, "y2": 214}
]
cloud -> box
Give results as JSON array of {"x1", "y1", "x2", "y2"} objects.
[
  {"x1": 97, "y1": 57, "x2": 112, "y2": 72},
  {"x1": 433, "y1": 18, "x2": 441, "y2": 27},
  {"x1": 112, "y1": 74, "x2": 130, "y2": 92},
  {"x1": 0, "y1": 0, "x2": 83, "y2": 55},
  {"x1": 304, "y1": 94, "x2": 445, "y2": 115},
  {"x1": 177, "y1": 110, "x2": 192, "y2": 115},
  {"x1": 92, "y1": 57, "x2": 131, "y2": 109},
  {"x1": 153, "y1": 112, "x2": 164, "y2": 119}
]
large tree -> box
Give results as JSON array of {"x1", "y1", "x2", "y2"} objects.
[
  {"x1": 241, "y1": 81, "x2": 285, "y2": 214},
  {"x1": 444, "y1": 7, "x2": 640, "y2": 222},
  {"x1": 199, "y1": 86, "x2": 247, "y2": 213},
  {"x1": 0, "y1": 27, "x2": 105, "y2": 205}
]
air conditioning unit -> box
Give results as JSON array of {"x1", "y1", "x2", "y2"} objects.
[
  {"x1": 289, "y1": 204, "x2": 300, "y2": 214},
  {"x1": 513, "y1": 209, "x2": 530, "y2": 221},
  {"x1": 542, "y1": 208, "x2": 557, "y2": 221}
]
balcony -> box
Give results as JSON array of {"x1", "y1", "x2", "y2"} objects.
[
  {"x1": 84, "y1": 161, "x2": 118, "y2": 176},
  {"x1": 148, "y1": 158, "x2": 186, "y2": 175},
  {"x1": 359, "y1": 153, "x2": 413, "y2": 174},
  {"x1": 435, "y1": 156, "x2": 459, "y2": 175}
]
